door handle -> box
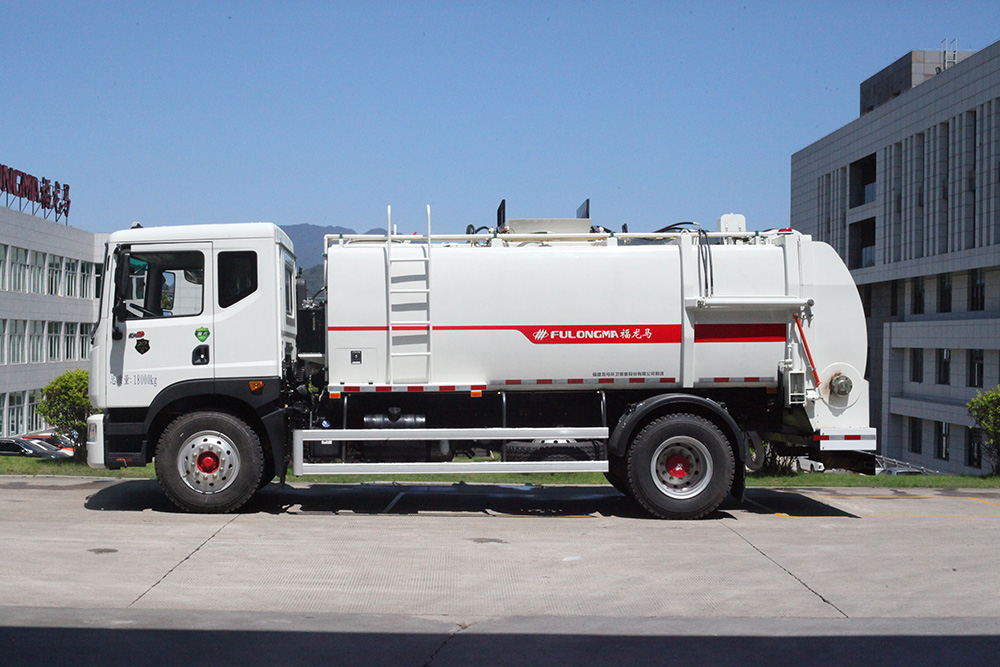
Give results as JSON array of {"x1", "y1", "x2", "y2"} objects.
[{"x1": 192, "y1": 345, "x2": 210, "y2": 365}]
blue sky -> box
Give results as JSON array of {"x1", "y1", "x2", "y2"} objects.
[{"x1": 3, "y1": 1, "x2": 998, "y2": 235}]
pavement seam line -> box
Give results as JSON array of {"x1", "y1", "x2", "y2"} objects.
[
  {"x1": 127, "y1": 515, "x2": 241, "y2": 608},
  {"x1": 422, "y1": 620, "x2": 474, "y2": 666},
  {"x1": 723, "y1": 523, "x2": 849, "y2": 618}
]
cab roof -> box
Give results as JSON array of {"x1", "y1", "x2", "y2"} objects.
[{"x1": 107, "y1": 222, "x2": 294, "y2": 255}]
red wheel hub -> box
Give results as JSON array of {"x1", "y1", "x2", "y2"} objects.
[
  {"x1": 196, "y1": 451, "x2": 221, "y2": 474},
  {"x1": 665, "y1": 454, "x2": 690, "y2": 479}
]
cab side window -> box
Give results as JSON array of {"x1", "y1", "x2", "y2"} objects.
[
  {"x1": 218, "y1": 251, "x2": 258, "y2": 308},
  {"x1": 123, "y1": 251, "x2": 204, "y2": 319}
]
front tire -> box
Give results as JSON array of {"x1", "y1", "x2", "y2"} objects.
[
  {"x1": 155, "y1": 411, "x2": 263, "y2": 513},
  {"x1": 626, "y1": 414, "x2": 734, "y2": 519}
]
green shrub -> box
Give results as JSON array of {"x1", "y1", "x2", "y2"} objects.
[
  {"x1": 38, "y1": 369, "x2": 96, "y2": 462},
  {"x1": 967, "y1": 386, "x2": 1000, "y2": 476}
]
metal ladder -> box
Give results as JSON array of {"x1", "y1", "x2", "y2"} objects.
[{"x1": 385, "y1": 205, "x2": 433, "y2": 384}]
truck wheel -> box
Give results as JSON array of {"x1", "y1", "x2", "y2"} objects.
[
  {"x1": 626, "y1": 414, "x2": 734, "y2": 520},
  {"x1": 154, "y1": 412, "x2": 263, "y2": 513}
]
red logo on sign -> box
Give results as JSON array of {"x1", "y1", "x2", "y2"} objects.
[{"x1": 517, "y1": 325, "x2": 681, "y2": 344}]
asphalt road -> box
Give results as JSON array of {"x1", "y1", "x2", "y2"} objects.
[{"x1": 2, "y1": 476, "x2": 1000, "y2": 666}]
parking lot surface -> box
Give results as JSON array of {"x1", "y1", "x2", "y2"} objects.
[{"x1": 2, "y1": 476, "x2": 999, "y2": 665}]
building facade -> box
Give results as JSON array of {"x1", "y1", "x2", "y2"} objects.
[
  {"x1": 0, "y1": 198, "x2": 104, "y2": 437},
  {"x1": 791, "y1": 40, "x2": 1000, "y2": 474}
]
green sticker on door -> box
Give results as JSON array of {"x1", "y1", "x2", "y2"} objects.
[{"x1": 195, "y1": 327, "x2": 210, "y2": 342}]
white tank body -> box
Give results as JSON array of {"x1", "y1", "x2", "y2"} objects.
[{"x1": 324, "y1": 231, "x2": 869, "y2": 434}]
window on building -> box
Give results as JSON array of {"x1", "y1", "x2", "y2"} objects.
[
  {"x1": 968, "y1": 269, "x2": 985, "y2": 311},
  {"x1": 6, "y1": 392, "x2": 24, "y2": 436},
  {"x1": 935, "y1": 422, "x2": 950, "y2": 460},
  {"x1": 9, "y1": 247, "x2": 28, "y2": 292},
  {"x1": 79, "y1": 323, "x2": 91, "y2": 360},
  {"x1": 911, "y1": 277, "x2": 924, "y2": 314},
  {"x1": 937, "y1": 273, "x2": 952, "y2": 313},
  {"x1": 80, "y1": 262, "x2": 94, "y2": 299},
  {"x1": 0, "y1": 245, "x2": 7, "y2": 290},
  {"x1": 967, "y1": 428, "x2": 983, "y2": 469},
  {"x1": 8, "y1": 320, "x2": 25, "y2": 364},
  {"x1": 890, "y1": 280, "x2": 899, "y2": 317},
  {"x1": 0, "y1": 393, "x2": 5, "y2": 436},
  {"x1": 910, "y1": 348, "x2": 924, "y2": 383},
  {"x1": 849, "y1": 153, "x2": 877, "y2": 208},
  {"x1": 47, "y1": 322, "x2": 61, "y2": 362},
  {"x1": 28, "y1": 321, "x2": 45, "y2": 363},
  {"x1": 968, "y1": 349, "x2": 984, "y2": 388},
  {"x1": 27, "y1": 390, "x2": 44, "y2": 432},
  {"x1": 64, "y1": 323, "x2": 78, "y2": 361},
  {"x1": 909, "y1": 417, "x2": 922, "y2": 454},
  {"x1": 218, "y1": 251, "x2": 258, "y2": 308},
  {"x1": 0, "y1": 319, "x2": 4, "y2": 364},
  {"x1": 936, "y1": 349, "x2": 950, "y2": 385},
  {"x1": 29, "y1": 251, "x2": 46, "y2": 294},
  {"x1": 121, "y1": 251, "x2": 204, "y2": 319},
  {"x1": 64, "y1": 259, "x2": 79, "y2": 298},
  {"x1": 848, "y1": 218, "x2": 876, "y2": 269},
  {"x1": 47, "y1": 255, "x2": 63, "y2": 296}
]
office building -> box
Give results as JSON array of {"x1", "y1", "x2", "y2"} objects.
[
  {"x1": 791, "y1": 40, "x2": 1000, "y2": 473},
  {"x1": 1, "y1": 178, "x2": 104, "y2": 436}
]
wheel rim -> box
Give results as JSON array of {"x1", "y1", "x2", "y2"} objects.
[
  {"x1": 650, "y1": 436, "x2": 713, "y2": 499},
  {"x1": 177, "y1": 430, "x2": 241, "y2": 495}
]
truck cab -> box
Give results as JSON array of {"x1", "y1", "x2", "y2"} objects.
[{"x1": 88, "y1": 223, "x2": 296, "y2": 489}]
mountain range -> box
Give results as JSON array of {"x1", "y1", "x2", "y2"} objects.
[
  {"x1": 279, "y1": 223, "x2": 387, "y2": 269},
  {"x1": 280, "y1": 223, "x2": 387, "y2": 297}
]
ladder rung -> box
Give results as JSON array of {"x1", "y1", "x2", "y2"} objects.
[
  {"x1": 390, "y1": 351, "x2": 432, "y2": 358},
  {"x1": 390, "y1": 320, "x2": 431, "y2": 326},
  {"x1": 389, "y1": 288, "x2": 431, "y2": 294},
  {"x1": 389, "y1": 257, "x2": 429, "y2": 263}
]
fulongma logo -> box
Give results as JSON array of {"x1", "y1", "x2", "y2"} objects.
[
  {"x1": 520, "y1": 325, "x2": 668, "y2": 344},
  {"x1": 532, "y1": 328, "x2": 622, "y2": 341}
]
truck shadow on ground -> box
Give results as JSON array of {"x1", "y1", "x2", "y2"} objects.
[{"x1": 83, "y1": 479, "x2": 855, "y2": 518}]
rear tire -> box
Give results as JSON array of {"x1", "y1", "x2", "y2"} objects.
[
  {"x1": 155, "y1": 411, "x2": 263, "y2": 513},
  {"x1": 626, "y1": 413, "x2": 734, "y2": 519}
]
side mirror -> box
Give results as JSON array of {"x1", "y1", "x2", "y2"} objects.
[{"x1": 111, "y1": 246, "x2": 131, "y2": 340}]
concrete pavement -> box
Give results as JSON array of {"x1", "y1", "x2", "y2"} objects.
[{"x1": 2, "y1": 476, "x2": 999, "y2": 665}]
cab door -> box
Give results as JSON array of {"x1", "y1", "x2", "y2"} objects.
[{"x1": 104, "y1": 243, "x2": 214, "y2": 408}]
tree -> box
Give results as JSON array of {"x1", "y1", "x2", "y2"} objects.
[
  {"x1": 38, "y1": 369, "x2": 95, "y2": 462},
  {"x1": 967, "y1": 386, "x2": 1000, "y2": 476}
]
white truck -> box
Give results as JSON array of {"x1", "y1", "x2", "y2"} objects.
[{"x1": 87, "y1": 203, "x2": 876, "y2": 519}]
